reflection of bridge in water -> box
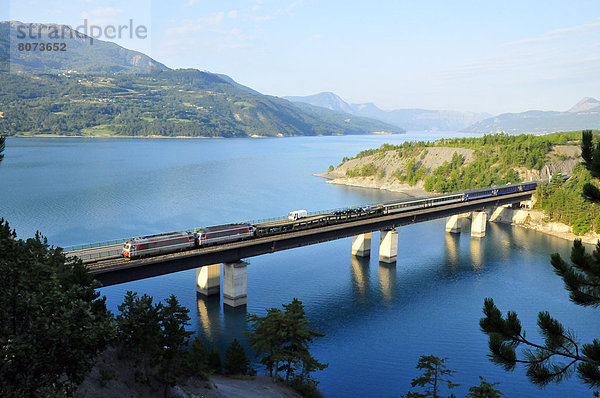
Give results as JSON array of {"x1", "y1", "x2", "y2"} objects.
[{"x1": 69, "y1": 189, "x2": 533, "y2": 307}]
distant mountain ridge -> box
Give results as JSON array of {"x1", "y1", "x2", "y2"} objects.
[
  {"x1": 284, "y1": 92, "x2": 355, "y2": 114},
  {"x1": 284, "y1": 92, "x2": 491, "y2": 131},
  {"x1": 568, "y1": 97, "x2": 600, "y2": 113},
  {"x1": 463, "y1": 97, "x2": 600, "y2": 134},
  {"x1": 0, "y1": 21, "x2": 403, "y2": 137},
  {"x1": 2, "y1": 21, "x2": 168, "y2": 73}
]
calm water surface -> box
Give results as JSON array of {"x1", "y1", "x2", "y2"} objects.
[{"x1": 1, "y1": 133, "x2": 597, "y2": 397}]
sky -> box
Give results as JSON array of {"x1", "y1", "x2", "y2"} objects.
[{"x1": 3, "y1": 0, "x2": 600, "y2": 115}]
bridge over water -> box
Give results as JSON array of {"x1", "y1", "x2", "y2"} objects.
[{"x1": 65, "y1": 186, "x2": 534, "y2": 307}]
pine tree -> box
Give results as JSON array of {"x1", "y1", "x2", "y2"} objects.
[
  {"x1": 186, "y1": 336, "x2": 209, "y2": 378},
  {"x1": 208, "y1": 345, "x2": 222, "y2": 373},
  {"x1": 480, "y1": 240, "x2": 600, "y2": 389},
  {"x1": 406, "y1": 355, "x2": 459, "y2": 398},
  {"x1": 116, "y1": 292, "x2": 163, "y2": 382},
  {"x1": 247, "y1": 298, "x2": 327, "y2": 382},
  {"x1": 247, "y1": 308, "x2": 285, "y2": 377},
  {"x1": 582, "y1": 130, "x2": 594, "y2": 165},
  {"x1": 159, "y1": 295, "x2": 192, "y2": 391},
  {"x1": 466, "y1": 376, "x2": 504, "y2": 398},
  {"x1": 0, "y1": 219, "x2": 114, "y2": 396},
  {"x1": 583, "y1": 182, "x2": 600, "y2": 202},
  {"x1": 224, "y1": 338, "x2": 250, "y2": 375},
  {"x1": 280, "y1": 298, "x2": 327, "y2": 382},
  {"x1": 593, "y1": 141, "x2": 600, "y2": 177}
]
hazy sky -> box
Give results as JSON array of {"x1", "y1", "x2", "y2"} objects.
[{"x1": 4, "y1": 0, "x2": 600, "y2": 114}]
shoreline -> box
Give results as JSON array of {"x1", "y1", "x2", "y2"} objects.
[
  {"x1": 7, "y1": 131, "x2": 406, "y2": 139},
  {"x1": 313, "y1": 172, "x2": 432, "y2": 198},
  {"x1": 10, "y1": 134, "x2": 226, "y2": 139},
  {"x1": 489, "y1": 206, "x2": 600, "y2": 246}
]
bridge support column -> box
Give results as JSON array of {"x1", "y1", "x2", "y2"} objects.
[
  {"x1": 352, "y1": 233, "x2": 372, "y2": 257},
  {"x1": 471, "y1": 212, "x2": 487, "y2": 238},
  {"x1": 223, "y1": 261, "x2": 248, "y2": 307},
  {"x1": 379, "y1": 229, "x2": 399, "y2": 263},
  {"x1": 445, "y1": 215, "x2": 462, "y2": 234},
  {"x1": 196, "y1": 264, "x2": 220, "y2": 296}
]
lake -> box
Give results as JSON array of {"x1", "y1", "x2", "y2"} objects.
[{"x1": 1, "y1": 133, "x2": 597, "y2": 397}]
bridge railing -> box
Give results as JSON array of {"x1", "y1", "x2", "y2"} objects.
[
  {"x1": 63, "y1": 238, "x2": 131, "y2": 252},
  {"x1": 244, "y1": 215, "x2": 288, "y2": 224},
  {"x1": 68, "y1": 247, "x2": 124, "y2": 262},
  {"x1": 63, "y1": 203, "x2": 383, "y2": 252}
]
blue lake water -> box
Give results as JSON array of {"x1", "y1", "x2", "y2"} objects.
[{"x1": 1, "y1": 133, "x2": 598, "y2": 397}]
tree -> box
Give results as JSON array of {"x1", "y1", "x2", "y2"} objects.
[
  {"x1": 185, "y1": 336, "x2": 209, "y2": 378},
  {"x1": 247, "y1": 307, "x2": 285, "y2": 377},
  {"x1": 593, "y1": 142, "x2": 600, "y2": 177},
  {"x1": 208, "y1": 345, "x2": 222, "y2": 373},
  {"x1": 583, "y1": 182, "x2": 600, "y2": 202},
  {"x1": 466, "y1": 376, "x2": 504, "y2": 398},
  {"x1": 159, "y1": 295, "x2": 192, "y2": 392},
  {"x1": 0, "y1": 219, "x2": 114, "y2": 396},
  {"x1": 480, "y1": 240, "x2": 600, "y2": 390},
  {"x1": 0, "y1": 135, "x2": 4, "y2": 164},
  {"x1": 406, "y1": 355, "x2": 459, "y2": 398},
  {"x1": 582, "y1": 130, "x2": 594, "y2": 165},
  {"x1": 224, "y1": 338, "x2": 250, "y2": 375},
  {"x1": 247, "y1": 298, "x2": 327, "y2": 383},
  {"x1": 116, "y1": 291, "x2": 163, "y2": 381},
  {"x1": 280, "y1": 298, "x2": 327, "y2": 382},
  {"x1": 115, "y1": 292, "x2": 193, "y2": 389}
]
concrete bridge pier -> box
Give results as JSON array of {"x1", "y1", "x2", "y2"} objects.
[
  {"x1": 379, "y1": 229, "x2": 399, "y2": 263},
  {"x1": 471, "y1": 212, "x2": 487, "y2": 238},
  {"x1": 223, "y1": 261, "x2": 248, "y2": 307},
  {"x1": 352, "y1": 233, "x2": 372, "y2": 257},
  {"x1": 445, "y1": 215, "x2": 462, "y2": 234},
  {"x1": 196, "y1": 264, "x2": 221, "y2": 296}
]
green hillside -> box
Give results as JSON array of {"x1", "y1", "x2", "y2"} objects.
[
  {"x1": 0, "y1": 21, "x2": 404, "y2": 137},
  {"x1": 0, "y1": 69, "x2": 404, "y2": 137},
  {"x1": 1, "y1": 21, "x2": 167, "y2": 73}
]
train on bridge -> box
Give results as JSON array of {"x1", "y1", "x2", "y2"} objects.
[{"x1": 121, "y1": 180, "x2": 539, "y2": 259}]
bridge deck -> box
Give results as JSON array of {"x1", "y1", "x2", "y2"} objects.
[{"x1": 80, "y1": 191, "x2": 532, "y2": 286}]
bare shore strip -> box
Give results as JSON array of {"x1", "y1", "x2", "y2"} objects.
[
  {"x1": 489, "y1": 206, "x2": 599, "y2": 245},
  {"x1": 13, "y1": 134, "x2": 227, "y2": 139}
]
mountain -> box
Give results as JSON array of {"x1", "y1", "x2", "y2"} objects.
[
  {"x1": 463, "y1": 97, "x2": 600, "y2": 134},
  {"x1": 289, "y1": 102, "x2": 405, "y2": 134},
  {"x1": 1, "y1": 21, "x2": 168, "y2": 73},
  {"x1": 568, "y1": 97, "x2": 600, "y2": 113},
  {"x1": 284, "y1": 92, "x2": 490, "y2": 131},
  {"x1": 0, "y1": 21, "x2": 403, "y2": 137},
  {"x1": 350, "y1": 104, "x2": 490, "y2": 131},
  {"x1": 284, "y1": 92, "x2": 355, "y2": 114}
]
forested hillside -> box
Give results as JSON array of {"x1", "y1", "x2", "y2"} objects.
[
  {"x1": 0, "y1": 21, "x2": 404, "y2": 137},
  {"x1": 326, "y1": 131, "x2": 600, "y2": 236},
  {"x1": 329, "y1": 132, "x2": 583, "y2": 192}
]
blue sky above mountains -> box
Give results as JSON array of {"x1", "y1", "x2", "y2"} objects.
[{"x1": 3, "y1": 0, "x2": 600, "y2": 114}]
